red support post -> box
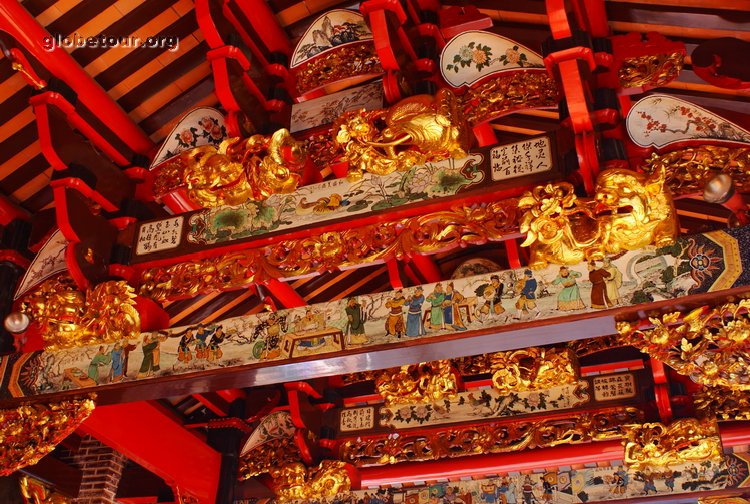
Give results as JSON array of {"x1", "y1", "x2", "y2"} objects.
[
  {"x1": 80, "y1": 401, "x2": 221, "y2": 503},
  {"x1": 263, "y1": 278, "x2": 307, "y2": 308},
  {"x1": 408, "y1": 254, "x2": 442, "y2": 284}
]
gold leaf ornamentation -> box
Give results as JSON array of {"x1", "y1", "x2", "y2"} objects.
[
  {"x1": 20, "y1": 276, "x2": 139, "y2": 350},
  {"x1": 643, "y1": 146, "x2": 750, "y2": 196},
  {"x1": 458, "y1": 72, "x2": 559, "y2": 125},
  {"x1": 334, "y1": 89, "x2": 471, "y2": 180},
  {"x1": 341, "y1": 407, "x2": 642, "y2": 466},
  {"x1": 623, "y1": 418, "x2": 723, "y2": 470},
  {"x1": 694, "y1": 387, "x2": 750, "y2": 421},
  {"x1": 490, "y1": 347, "x2": 578, "y2": 394},
  {"x1": 153, "y1": 129, "x2": 306, "y2": 207},
  {"x1": 519, "y1": 167, "x2": 678, "y2": 268},
  {"x1": 375, "y1": 360, "x2": 459, "y2": 406},
  {"x1": 270, "y1": 460, "x2": 352, "y2": 501},
  {"x1": 238, "y1": 438, "x2": 301, "y2": 480},
  {"x1": 619, "y1": 52, "x2": 684, "y2": 88},
  {"x1": 0, "y1": 398, "x2": 95, "y2": 477},
  {"x1": 617, "y1": 300, "x2": 750, "y2": 390}
]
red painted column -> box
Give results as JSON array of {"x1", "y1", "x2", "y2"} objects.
[
  {"x1": 0, "y1": 0, "x2": 154, "y2": 156},
  {"x1": 80, "y1": 401, "x2": 221, "y2": 503}
]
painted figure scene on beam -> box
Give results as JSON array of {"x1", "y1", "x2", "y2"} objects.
[
  {"x1": 235, "y1": 453, "x2": 750, "y2": 504},
  {"x1": 12, "y1": 227, "x2": 743, "y2": 398}
]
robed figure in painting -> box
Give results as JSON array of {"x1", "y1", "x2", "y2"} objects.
[
  {"x1": 385, "y1": 290, "x2": 406, "y2": 338},
  {"x1": 426, "y1": 283, "x2": 445, "y2": 330},
  {"x1": 406, "y1": 287, "x2": 426, "y2": 337},
  {"x1": 588, "y1": 261, "x2": 612, "y2": 309},
  {"x1": 345, "y1": 297, "x2": 368, "y2": 345},
  {"x1": 88, "y1": 346, "x2": 112, "y2": 384},
  {"x1": 551, "y1": 266, "x2": 585, "y2": 311}
]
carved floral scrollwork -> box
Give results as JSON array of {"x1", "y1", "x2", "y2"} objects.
[
  {"x1": 617, "y1": 300, "x2": 750, "y2": 390},
  {"x1": 20, "y1": 276, "x2": 139, "y2": 350},
  {"x1": 270, "y1": 460, "x2": 352, "y2": 501},
  {"x1": 694, "y1": 387, "x2": 750, "y2": 421},
  {"x1": 238, "y1": 437, "x2": 302, "y2": 480},
  {"x1": 619, "y1": 52, "x2": 684, "y2": 88},
  {"x1": 643, "y1": 146, "x2": 750, "y2": 196},
  {"x1": 623, "y1": 418, "x2": 723, "y2": 470},
  {"x1": 490, "y1": 347, "x2": 579, "y2": 394},
  {"x1": 0, "y1": 398, "x2": 95, "y2": 477},
  {"x1": 341, "y1": 408, "x2": 642, "y2": 466},
  {"x1": 138, "y1": 201, "x2": 519, "y2": 302},
  {"x1": 458, "y1": 72, "x2": 559, "y2": 125}
]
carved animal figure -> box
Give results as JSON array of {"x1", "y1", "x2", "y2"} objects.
[
  {"x1": 334, "y1": 88, "x2": 471, "y2": 180},
  {"x1": 518, "y1": 167, "x2": 678, "y2": 269},
  {"x1": 173, "y1": 128, "x2": 307, "y2": 207}
]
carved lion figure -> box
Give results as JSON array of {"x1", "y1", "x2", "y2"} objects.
[
  {"x1": 334, "y1": 88, "x2": 471, "y2": 180},
  {"x1": 518, "y1": 167, "x2": 678, "y2": 269},
  {"x1": 157, "y1": 128, "x2": 307, "y2": 208}
]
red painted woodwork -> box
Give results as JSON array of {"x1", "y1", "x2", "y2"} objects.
[
  {"x1": 360, "y1": 440, "x2": 626, "y2": 486},
  {"x1": 222, "y1": 0, "x2": 292, "y2": 63},
  {"x1": 31, "y1": 92, "x2": 132, "y2": 168},
  {"x1": 80, "y1": 401, "x2": 221, "y2": 503},
  {"x1": 407, "y1": 255, "x2": 442, "y2": 284},
  {"x1": 0, "y1": 1, "x2": 154, "y2": 157},
  {"x1": 438, "y1": 6, "x2": 492, "y2": 40}
]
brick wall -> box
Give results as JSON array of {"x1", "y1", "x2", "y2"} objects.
[{"x1": 72, "y1": 436, "x2": 127, "y2": 504}]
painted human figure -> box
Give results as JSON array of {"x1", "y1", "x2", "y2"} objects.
[
  {"x1": 88, "y1": 345, "x2": 112, "y2": 383},
  {"x1": 588, "y1": 261, "x2": 612, "y2": 309},
  {"x1": 385, "y1": 290, "x2": 406, "y2": 338},
  {"x1": 426, "y1": 283, "x2": 445, "y2": 330},
  {"x1": 345, "y1": 297, "x2": 368, "y2": 345},
  {"x1": 515, "y1": 270, "x2": 540, "y2": 319},
  {"x1": 178, "y1": 328, "x2": 196, "y2": 363},
  {"x1": 406, "y1": 287, "x2": 426, "y2": 337},
  {"x1": 642, "y1": 472, "x2": 657, "y2": 495},
  {"x1": 551, "y1": 266, "x2": 585, "y2": 311},
  {"x1": 447, "y1": 282, "x2": 467, "y2": 331},
  {"x1": 498, "y1": 477, "x2": 515, "y2": 504},
  {"x1": 664, "y1": 471, "x2": 675, "y2": 492},
  {"x1": 442, "y1": 283, "x2": 454, "y2": 326},
  {"x1": 208, "y1": 326, "x2": 227, "y2": 361},
  {"x1": 137, "y1": 335, "x2": 160, "y2": 378},
  {"x1": 612, "y1": 469, "x2": 628, "y2": 495},
  {"x1": 264, "y1": 313, "x2": 283, "y2": 359},
  {"x1": 602, "y1": 257, "x2": 622, "y2": 306},
  {"x1": 109, "y1": 342, "x2": 124, "y2": 382},
  {"x1": 521, "y1": 476, "x2": 537, "y2": 504},
  {"x1": 476, "y1": 275, "x2": 505, "y2": 321},
  {"x1": 194, "y1": 324, "x2": 216, "y2": 359}
]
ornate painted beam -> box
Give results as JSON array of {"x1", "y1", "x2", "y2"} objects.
[{"x1": 1, "y1": 225, "x2": 749, "y2": 406}]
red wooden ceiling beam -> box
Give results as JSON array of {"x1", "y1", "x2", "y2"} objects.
[
  {"x1": 79, "y1": 401, "x2": 221, "y2": 503},
  {"x1": 0, "y1": 0, "x2": 154, "y2": 157}
]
